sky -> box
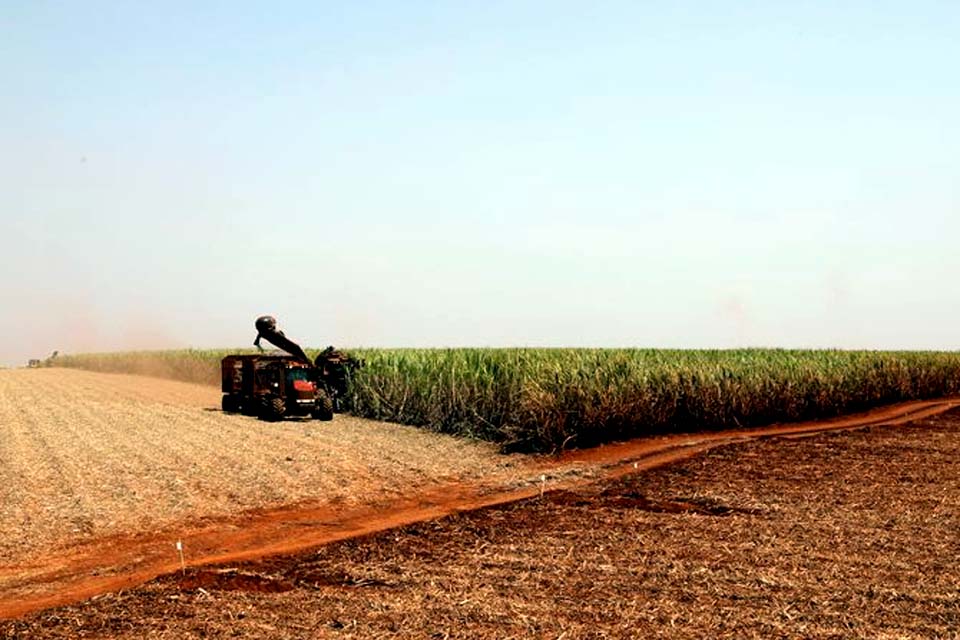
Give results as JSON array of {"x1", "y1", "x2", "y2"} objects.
[{"x1": 2, "y1": 1, "x2": 959, "y2": 365}]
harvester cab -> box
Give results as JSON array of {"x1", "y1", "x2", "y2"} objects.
[{"x1": 221, "y1": 316, "x2": 359, "y2": 422}]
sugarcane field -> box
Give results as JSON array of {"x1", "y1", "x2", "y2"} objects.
[{"x1": 6, "y1": 3, "x2": 960, "y2": 638}]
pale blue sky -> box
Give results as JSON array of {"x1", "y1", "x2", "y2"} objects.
[{"x1": 3, "y1": 1, "x2": 958, "y2": 365}]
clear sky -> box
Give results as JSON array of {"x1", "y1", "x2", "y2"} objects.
[{"x1": 3, "y1": 1, "x2": 958, "y2": 365}]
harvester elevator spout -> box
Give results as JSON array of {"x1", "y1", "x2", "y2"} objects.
[{"x1": 253, "y1": 315, "x2": 313, "y2": 365}]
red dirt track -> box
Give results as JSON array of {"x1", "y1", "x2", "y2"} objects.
[{"x1": 2, "y1": 397, "x2": 957, "y2": 621}]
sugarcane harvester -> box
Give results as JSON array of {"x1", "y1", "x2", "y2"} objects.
[{"x1": 220, "y1": 316, "x2": 359, "y2": 422}]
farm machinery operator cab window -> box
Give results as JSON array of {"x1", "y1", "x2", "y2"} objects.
[{"x1": 286, "y1": 368, "x2": 311, "y2": 382}]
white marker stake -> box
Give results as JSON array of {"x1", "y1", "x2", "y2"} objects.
[
  {"x1": 539, "y1": 474, "x2": 547, "y2": 499},
  {"x1": 176, "y1": 540, "x2": 185, "y2": 574}
]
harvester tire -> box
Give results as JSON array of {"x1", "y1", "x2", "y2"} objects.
[
  {"x1": 258, "y1": 396, "x2": 286, "y2": 422},
  {"x1": 221, "y1": 394, "x2": 241, "y2": 413},
  {"x1": 312, "y1": 391, "x2": 334, "y2": 421}
]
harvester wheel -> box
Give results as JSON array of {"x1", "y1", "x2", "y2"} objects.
[
  {"x1": 221, "y1": 394, "x2": 241, "y2": 413},
  {"x1": 312, "y1": 391, "x2": 334, "y2": 421},
  {"x1": 258, "y1": 396, "x2": 286, "y2": 422}
]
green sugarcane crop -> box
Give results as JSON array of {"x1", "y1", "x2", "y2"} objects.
[{"x1": 53, "y1": 348, "x2": 960, "y2": 452}]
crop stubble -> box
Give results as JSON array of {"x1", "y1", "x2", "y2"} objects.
[
  {"x1": 2, "y1": 408, "x2": 958, "y2": 638},
  {"x1": 0, "y1": 369, "x2": 520, "y2": 574}
]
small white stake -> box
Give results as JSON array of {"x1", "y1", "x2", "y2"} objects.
[
  {"x1": 634, "y1": 462, "x2": 638, "y2": 469},
  {"x1": 176, "y1": 540, "x2": 185, "y2": 574},
  {"x1": 539, "y1": 474, "x2": 547, "y2": 499}
]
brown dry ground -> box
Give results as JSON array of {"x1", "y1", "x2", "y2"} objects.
[
  {"x1": 0, "y1": 369, "x2": 526, "y2": 573},
  {"x1": 3, "y1": 409, "x2": 957, "y2": 638}
]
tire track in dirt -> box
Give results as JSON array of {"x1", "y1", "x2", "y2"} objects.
[{"x1": 1, "y1": 394, "x2": 957, "y2": 620}]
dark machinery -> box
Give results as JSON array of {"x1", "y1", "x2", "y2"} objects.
[
  {"x1": 221, "y1": 354, "x2": 333, "y2": 421},
  {"x1": 27, "y1": 351, "x2": 58, "y2": 368},
  {"x1": 254, "y1": 315, "x2": 312, "y2": 364},
  {"x1": 221, "y1": 316, "x2": 360, "y2": 422}
]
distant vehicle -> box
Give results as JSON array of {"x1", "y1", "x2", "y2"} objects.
[
  {"x1": 28, "y1": 351, "x2": 58, "y2": 368},
  {"x1": 220, "y1": 316, "x2": 360, "y2": 422}
]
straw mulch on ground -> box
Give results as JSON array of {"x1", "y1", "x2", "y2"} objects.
[{"x1": 4, "y1": 407, "x2": 957, "y2": 638}]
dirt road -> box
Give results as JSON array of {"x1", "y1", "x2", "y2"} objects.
[{"x1": 0, "y1": 368, "x2": 957, "y2": 620}]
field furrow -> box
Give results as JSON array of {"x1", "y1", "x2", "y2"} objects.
[{"x1": 0, "y1": 369, "x2": 521, "y2": 573}]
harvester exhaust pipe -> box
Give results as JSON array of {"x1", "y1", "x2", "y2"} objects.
[{"x1": 254, "y1": 315, "x2": 312, "y2": 365}]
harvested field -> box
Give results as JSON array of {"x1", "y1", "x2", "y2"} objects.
[
  {"x1": 2, "y1": 415, "x2": 958, "y2": 638},
  {"x1": 0, "y1": 369, "x2": 524, "y2": 571},
  {"x1": 1, "y1": 371, "x2": 958, "y2": 637}
]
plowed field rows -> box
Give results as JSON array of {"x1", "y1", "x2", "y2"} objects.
[{"x1": 0, "y1": 369, "x2": 520, "y2": 570}]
